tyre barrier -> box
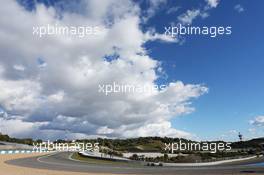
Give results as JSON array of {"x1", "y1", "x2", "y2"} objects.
[{"x1": 0, "y1": 150, "x2": 50, "y2": 155}]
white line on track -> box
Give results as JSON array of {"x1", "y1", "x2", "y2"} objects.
[{"x1": 36, "y1": 152, "x2": 155, "y2": 170}]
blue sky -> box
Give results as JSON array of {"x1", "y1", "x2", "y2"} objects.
[
  {"x1": 147, "y1": 0, "x2": 264, "y2": 140},
  {"x1": 0, "y1": 0, "x2": 263, "y2": 141}
]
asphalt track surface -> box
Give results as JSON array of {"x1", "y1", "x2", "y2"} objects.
[{"x1": 5, "y1": 152, "x2": 264, "y2": 174}]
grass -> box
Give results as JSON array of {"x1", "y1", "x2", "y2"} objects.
[{"x1": 115, "y1": 140, "x2": 164, "y2": 152}]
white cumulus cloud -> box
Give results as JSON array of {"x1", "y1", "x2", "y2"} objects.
[
  {"x1": 206, "y1": 0, "x2": 220, "y2": 8},
  {"x1": 250, "y1": 116, "x2": 264, "y2": 126},
  {"x1": 234, "y1": 4, "x2": 244, "y2": 13},
  {"x1": 0, "y1": 0, "x2": 208, "y2": 140}
]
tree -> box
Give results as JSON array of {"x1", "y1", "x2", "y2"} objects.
[
  {"x1": 163, "y1": 153, "x2": 169, "y2": 161},
  {"x1": 131, "y1": 154, "x2": 139, "y2": 160},
  {"x1": 238, "y1": 132, "x2": 243, "y2": 142}
]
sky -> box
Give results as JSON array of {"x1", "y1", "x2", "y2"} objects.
[{"x1": 0, "y1": 0, "x2": 263, "y2": 141}]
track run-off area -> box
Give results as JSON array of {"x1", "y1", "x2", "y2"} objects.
[{"x1": 2, "y1": 152, "x2": 264, "y2": 175}]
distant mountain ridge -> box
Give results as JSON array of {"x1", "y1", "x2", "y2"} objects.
[{"x1": 1, "y1": 133, "x2": 264, "y2": 152}]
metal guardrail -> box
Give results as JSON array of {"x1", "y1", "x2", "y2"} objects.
[
  {"x1": 79, "y1": 151, "x2": 130, "y2": 162},
  {"x1": 195, "y1": 155, "x2": 258, "y2": 163}
]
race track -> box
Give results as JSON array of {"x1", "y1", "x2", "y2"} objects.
[{"x1": 5, "y1": 152, "x2": 264, "y2": 175}]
